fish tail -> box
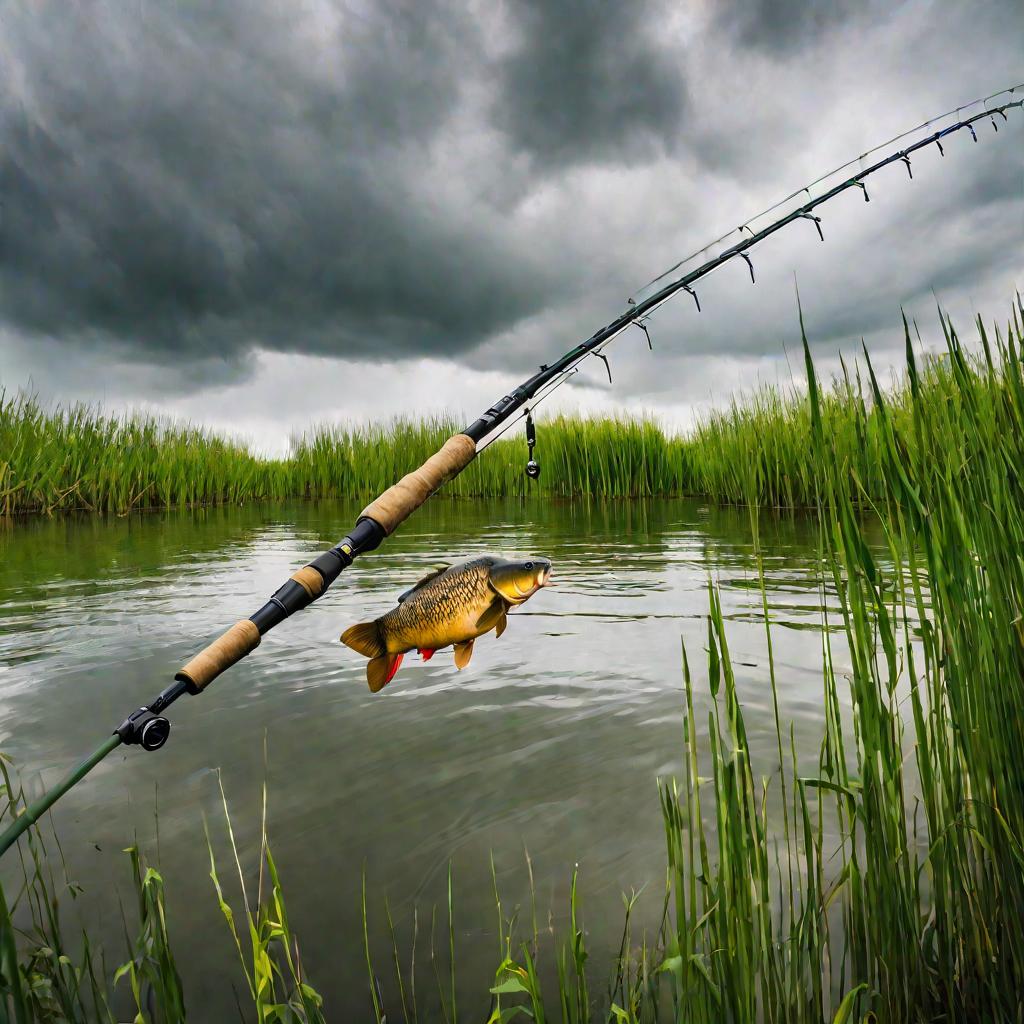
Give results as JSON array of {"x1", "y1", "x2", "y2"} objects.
[{"x1": 340, "y1": 620, "x2": 385, "y2": 658}]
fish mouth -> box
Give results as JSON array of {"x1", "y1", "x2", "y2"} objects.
[{"x1": 507, "y1": 570, "x2": 550, "y2": 602}]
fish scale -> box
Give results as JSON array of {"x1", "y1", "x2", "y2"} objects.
[{"x1": 383, "y1": 559, "x2": 494, "y2": 651}]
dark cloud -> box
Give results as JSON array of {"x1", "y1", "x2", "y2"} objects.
[
  {"x1": 0, "y1": 0, "x2": 568, "y2": 378},
  {"x1": 494, "y1": 0, "x2": 688, "y2": 166},
  {"x1": 715, "y1": 0, "x2": 888, "y2": 57}
]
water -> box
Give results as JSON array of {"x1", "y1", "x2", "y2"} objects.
[{"x1": 0, "y1": 499, "x2": 876, "y2": 1020}]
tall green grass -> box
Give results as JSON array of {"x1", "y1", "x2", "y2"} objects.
[
  {"x1": 0, "y1": 393, "x2": 689, "y2": 514},
  {"x1": 3, "y1": 300, "x2": 1022, "y2": 514},
  {"x1": 0, "y1": 393, "x2": 294, "y2": 516},
  {"x1": 0, "y1": 755, "x2": 189, "y2": 1023},
  {"x1": 3, "y1": 299, "x2": 1024, "y2": 1021},
  {"x1": 683, "y1": 306, "x2": 1024, "y2": 508},
  {"x1": 0, "y1": 756, "x2": 323, "y2": 1024}
]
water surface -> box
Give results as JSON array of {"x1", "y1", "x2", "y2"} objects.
[{"x1": 0, "y1": 499, "x2": 875, "y2": 1020}]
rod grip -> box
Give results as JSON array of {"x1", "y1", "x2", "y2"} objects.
[
  {"x1": 360, "y1": 433, "x2": 476, "y2": 535},
  {"x1": 290, "y1": 566, "x2": 325, "y2": 598},
  {"x1": 175, "y1": 620, "x2": 261, "y2": 692}
]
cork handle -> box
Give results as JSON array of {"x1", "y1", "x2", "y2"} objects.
[
  {"x1": 175, "y1": 620, "x2": 261, "y2": 692},
  {"x1": 290, "y1": 566, "x2": 324, "y2": 599},
  {"x1": 360, "y1": 433, "x2": 476, "y2": 535}
]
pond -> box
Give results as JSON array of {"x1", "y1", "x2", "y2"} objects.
[{"x1": 0, "y1": 499, "x2": 875, "y2": 1020}]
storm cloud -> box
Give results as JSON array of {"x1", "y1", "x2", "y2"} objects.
[
  {"x1": 0, "y1": 0, "x2": 1021, "y2": 433},
  {"x1": 494, "y1": 0, "x2": 688, "y2": 166},
  {"x1": 715, "y1": 0, "x2": 881, "y2": 57},
  {"x1": 0, "y1": 1, "x2": 559, "y2": 370}
]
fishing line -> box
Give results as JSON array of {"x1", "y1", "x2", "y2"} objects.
[
  {"x1": 633, "y1": 82, "x2": 1023, "y2": 303},
  {"x1": 471, "y1": 86, "x2": 1024, "y2": 461},
  {"x1": 2, "y1": 82, "x2": 1020, "y2": 860},
  {"x1": 475, "y1": 368, "x2": 580, "y2": 454}
]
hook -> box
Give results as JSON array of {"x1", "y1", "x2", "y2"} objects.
[
  {"x1": 799, "y1": 210, "x2": 824, "y2": 242},
  {"x1": 853, "y1": 180, "x2": 870, "y2": 202},
  {"x1": 901, "y1": 153, "x2": 913, "y2": 179},
  {"x1": 595, "y1": 351, "x2": 613, "y2": 384},
  {"x1": 934, "y1": 137, "x2": 945, "y2": 157},
  {"x1": 683, "y1": 285, "x2": 701, "y2": 312},
  {"x1": 739, "y1": 252, "x2": 755, "y2": 283},
  {"x1": 634, "y1": 320, "x2": 653, "y2": 350},
  {"x1": 967, "y1": 122, "x2": 978, "y2": 142}
]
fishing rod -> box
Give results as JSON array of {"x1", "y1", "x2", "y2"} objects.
[{"x1": 1, "y1": 83, "x2": 1020, "y2": 859}]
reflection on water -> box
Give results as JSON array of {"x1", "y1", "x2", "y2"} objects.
[{"x1": 0, "y1": 499, "x2": 888, "y2": 1020}]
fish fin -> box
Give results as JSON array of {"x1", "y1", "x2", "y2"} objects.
[
  {"x1": 453, "y1": 639, "x2": 475, "y2": 670},
  {"x1": 341, "y1": 621, "x2": 385, "y2": 658},
  {"x1": 494, "y1": 611, "x2": 508, "y2": 639},
  {"x1": 475, "y1": 597, "x2": 508, "y2": 634},
  {"x1": 419, "y1": 648, "x2": 435, "y2": 661},
  {"x1": 398, "y1": 565, "x2": 450, "y2": 603},
  {"x1": 367, "y1": 652, "x2": 403, "y2": 692}
]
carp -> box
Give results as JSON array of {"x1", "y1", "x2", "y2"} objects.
[{"x1": 341, "y1": 555, "x2": 551, "y2": 691}]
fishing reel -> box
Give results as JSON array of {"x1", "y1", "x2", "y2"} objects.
[
  {"x1": 116, "y1": 707, "x2": 171, "y2": 751},
  {"x1": 524, "y1": 410, "x2": 540, "y2": 479}
]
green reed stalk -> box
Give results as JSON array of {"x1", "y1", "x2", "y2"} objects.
[{"x1": 2, "y1": 298, "x2": 1022, "y2": 512}]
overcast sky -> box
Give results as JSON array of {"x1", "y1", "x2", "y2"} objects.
[{"x1": 1, "y1": 0, "x2": 1021, "y2": 454}]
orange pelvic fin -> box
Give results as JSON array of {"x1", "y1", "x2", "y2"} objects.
[
  {"x1": 453, "y1": 639, "x2": 475, "y2": 670},
  {"x1": 418, "y1": 648, "x2": 436, "y2": 661},
  {"x1": 367, "y1": 652, "x2": 404, "y2": 693}
]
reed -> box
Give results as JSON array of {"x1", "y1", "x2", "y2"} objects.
[
  {"x1": 0, "y1": 755, "x2": 188, "y2": 1023},
  {"x1": 2, "y1": 299, "x2": 1022, "y2": 514},
  {"x1": 3, "y1": 298, "x2": 1024, "y2": 1021},
  {"x1": 0, "y1": 393, "x2": 294, "y2": 517},
  {"x1": 443, "y1": 300, "x2": 1024, "y2": 1021},
  {"x1": 1, "y1": 299, "x2": 1020, "y2": 515}
]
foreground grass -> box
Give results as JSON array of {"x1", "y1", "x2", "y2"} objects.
[
  {"x1": 3, "y1": 300, "x2": 1024, "y2": 1021},
  {"x1": 3, "y1": 298, "x2": 1020, "y2": 514}
]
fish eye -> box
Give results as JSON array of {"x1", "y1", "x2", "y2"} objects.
[{"x1": 525, "y1": 561, "x2": 534, "y2": 570}]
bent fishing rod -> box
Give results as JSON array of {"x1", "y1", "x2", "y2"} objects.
[{"x1": 1, "y1": 83, "x2": 1020, "y2": 859}]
